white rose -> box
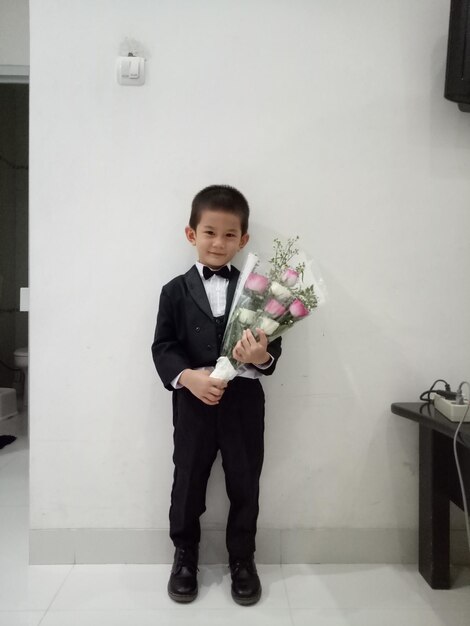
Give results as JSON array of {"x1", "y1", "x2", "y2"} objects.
[
  {"x1": 270, "y1": 281, "x2": 292, "y2": 300},
  {"x1": 257, "y1": 316, "x2": 280, "y2": 336},
  {"x1": 238, "y1": 308, "x2": 257, "y2": 324}
]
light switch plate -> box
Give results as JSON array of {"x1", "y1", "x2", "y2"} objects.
[
  {"x1": 116, "y1": 56, "x2": 145, "y2": 86},
  {"x1": 20, "y1": 287, "x2": 29, "y2": 312}
]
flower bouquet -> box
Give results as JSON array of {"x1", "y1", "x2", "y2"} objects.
[{"x1": 210, "y1": 237, "x2": 319, "y2": 381}]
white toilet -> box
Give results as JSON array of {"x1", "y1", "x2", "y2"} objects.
[{"x1": 14, "y1": 347, "x2": 28, "y2": 407}]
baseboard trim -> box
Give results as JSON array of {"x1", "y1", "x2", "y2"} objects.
[{"x1": 29, "y1": 527, "x2": 470, "y2": 565}]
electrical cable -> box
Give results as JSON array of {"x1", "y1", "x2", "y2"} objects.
[
  {"x1": 452, "y1": 381, "x2": 470, "y2": 554},
  {"x1": 419, "y1": 379, "x2": 453, "y2": 402}
]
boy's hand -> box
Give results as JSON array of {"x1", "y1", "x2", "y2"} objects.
[
  {"x1": 179, "y1": 369, "x2": 227, "y2": 406},
  {"x1": 232, "y1": 329, "x2": 271, "y2": 366}
]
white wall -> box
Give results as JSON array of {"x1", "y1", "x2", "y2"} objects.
[{"x1": 29, "y1": 0, "x2": 470, "y2": 563}]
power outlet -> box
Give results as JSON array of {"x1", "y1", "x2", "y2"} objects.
[{"x1": 434, "y1": 395, "x2": 470, "y2": 422}]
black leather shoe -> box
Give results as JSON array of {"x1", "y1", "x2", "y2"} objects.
[
  {"x1": 168, "y1": 546, "x2": 198, "y2": 603},
  {"x1": 229, "y1": 556, "x2": 262, "y2": 605}
]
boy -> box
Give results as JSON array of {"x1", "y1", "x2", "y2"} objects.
[{"x1": 152, "y1": 185, "x2": 282, "y2": 605}]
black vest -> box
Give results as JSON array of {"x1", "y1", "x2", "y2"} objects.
[{"x1": 214, "y1": 315, "x2": 225, "y2": 354}]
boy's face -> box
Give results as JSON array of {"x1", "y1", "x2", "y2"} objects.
[{"x1": 185, "y1": 208, "x2": 249, "y2": 269}]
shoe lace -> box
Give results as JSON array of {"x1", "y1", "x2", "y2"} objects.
[
  {"x1": 230, "y1": 558, "x2": 254, "y2": 575},
  {"x1": 176, "y1": 548, "x2": 198, "y2": 573}
]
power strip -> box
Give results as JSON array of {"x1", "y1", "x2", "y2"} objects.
[{"x1": 434, "y1": 395, "x2": 470, "y2": 422}]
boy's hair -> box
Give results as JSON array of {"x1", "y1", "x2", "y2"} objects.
[{"x1": 190, "y1": 185, "x2": 250, "y2": 235}]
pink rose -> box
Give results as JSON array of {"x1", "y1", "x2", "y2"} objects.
[
  {"x1": 281, "y1": 268, "x2": 299, "y2": 287},
  {"x1": 264, "y1": 298, "x2": 287, "y2": 318},
  {"x1": 289, "y1": 299, "x2": 309, "y2": 318},
  {"x1": 245, "y1": 272, "x2": 269, "y2": 294}
]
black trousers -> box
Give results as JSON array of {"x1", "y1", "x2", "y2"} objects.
[{"x1": 169, "y1": 376, "x2": 265, "y2": 559}]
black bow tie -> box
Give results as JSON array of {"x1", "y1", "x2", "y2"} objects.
[{"x1": 203, "y1": 265, "x2": 232, "y2": 280}]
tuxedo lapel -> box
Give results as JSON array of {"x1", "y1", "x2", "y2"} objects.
[
  {"x1": 225, "y1": 267, "x2": 240, "y2": 318},
  {"x1": 184, "y1": 265, "x2": 241, "y2": 322},
  {"x1": 184, "y1": 265, "x2": 213, "y2": 320}
]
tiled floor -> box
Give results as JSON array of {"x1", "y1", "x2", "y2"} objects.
[{"x1": 1, "y1": 413, "x2": 469, "y2": 625}]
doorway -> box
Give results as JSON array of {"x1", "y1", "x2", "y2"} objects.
[{"x1": 0, "y1": 83, "x2": 29, "y2": 418}]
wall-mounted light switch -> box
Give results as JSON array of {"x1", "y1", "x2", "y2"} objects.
[
  {"x1": 117, "y1": 56, "x2": 145, "y2": 86},
  {"x1": 20, "y1": 287, "x2": 29, "y2": 312}
]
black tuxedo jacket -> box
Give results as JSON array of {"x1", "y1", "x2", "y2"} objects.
[{"x1": 152, "y1": 265, "x2": 282, "y2": 390}]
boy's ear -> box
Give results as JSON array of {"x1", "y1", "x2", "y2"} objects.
[
  {"x1": 239, "y1": 233, "x2": 249, "y2": 250},
  {"x1": 185, "y1": 226, "x2": 196, "y2": 245}
]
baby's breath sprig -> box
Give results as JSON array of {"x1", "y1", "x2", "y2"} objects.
[
  {"x1": 295, "y1": 261, "x2": 305, "y2": 281},
  {"x1": 268, "y1": 237, "x2": 318, "y2": 312},
  {"x1": 269, "y1": 236, "x2": 301, "y2": 281},
  {"x1": 297, "y1": 285, "x2": 318, "y2": 311}
]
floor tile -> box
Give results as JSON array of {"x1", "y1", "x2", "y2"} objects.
[
  {"x1": 282, "y1": 564, "x2": 470, "y2": 610},
  {"x1": 0, "y1": 506, "x2": 29, "y2": 565},
  {"x1": 290, "y1": 608, "x2": 470, "y2": 626},
  {"x1": 48, "y1": 564, "x2": 172, "y2": 611},
  {"x1": 0, "y1": 450, "x2": 29, "y2": 506},
  {"x1": 41, "y1": 608, "x2": 294, "y2": 626},
  {"x1": 0, "y1": 565, "x2": 72, "y2": 611},
  {"x1": 0, "y1": 415, "x2": 28, "y2": 456},
  {"x1": 420, "y1": 567, "x2": 470, "y2": 609},
  {"x1": 0, "y1": 612, "x2": 45, "y2": 626},
  {"x1": 0, "y1": 438, "x2": 28, "y2": 470},
  {"x1": 197, "y1": 564, "x2": 289, "y2": 608},
  {"x1": 49, "y1": 564, "x2": 288, "y2": 611},
  {"x1": 0, "y1": 448, "x2": 12, "y2": 470}
]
